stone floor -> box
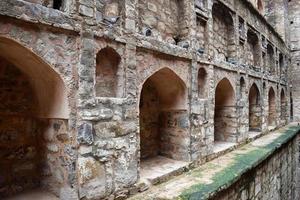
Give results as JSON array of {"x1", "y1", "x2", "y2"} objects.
[
  {"x1": 140, "y1": 156, "x2": 188, "y2": 185},
  {"x1": 3, "y1": 189, "x2": 59, "y2": 200},
  {"x1": 268, "y1": 125, "x2": 276, "y2": 131},
  {"x1": 213, "y1": 141, "x2": 236, "y2": 154},
  {"x1": 129, "y1": 124, "x2": 300, "y2": 200},
  {"x1": 248, "y1": 130, "x2": 262, "y2": 139}
]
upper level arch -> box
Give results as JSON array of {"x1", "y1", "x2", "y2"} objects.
[{"x1": 215, "y1": 78, "x2": 236, "y2": 106}]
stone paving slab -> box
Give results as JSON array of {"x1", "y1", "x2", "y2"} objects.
[
  {"x1": 140, "y1": 156, "x2": 188, "y2": 185},
  {"x1": 129, "y1": 124, "x2": 300, "y2": 200}
]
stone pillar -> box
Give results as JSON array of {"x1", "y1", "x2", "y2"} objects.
[
  {"x1": 190, "y1": 60, "x2": 204, "y2": 160},
  {"x1": 257, "y1": 33, "x2": 263, "y2": 72},
  {"x1": 124, "y1": 0, "x2": 136, "y2": 33},
  {"x1": 261, "y1": 80, "x2": 268, "y2": 131}
]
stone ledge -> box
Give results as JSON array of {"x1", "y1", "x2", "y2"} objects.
[{"x1": 128, "y1": 123, "x2": 300, "y2": 200}]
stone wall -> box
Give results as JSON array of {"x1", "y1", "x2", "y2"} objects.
[
  {"x1": 138, "y1": 0, "x2": 182, "y2": 43},
  {"x1": 211, "y1": 135, "x2": 298, "y2": 200},
  {"x1": 0, "y1": 0, "x2": 294, "y2": 199},
  {"x1": 159, "y1": 110, "x2": 189, "y2": 161}
]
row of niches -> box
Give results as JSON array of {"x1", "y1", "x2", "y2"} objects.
[
  {"x1": 95, "y1": 47, "x2": 207, "y2": 99},
  {"x1": 94, "y1": 44, "x2": 286, "y2": 100},
  {"x1": 137, "y1": 1, "x2": 286, "y2": 75}
]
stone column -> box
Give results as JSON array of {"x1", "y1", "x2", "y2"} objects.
[
  {"x1": 190, "y1": 60, "x2": 204, "y2": 161},
  {"x1": 261, "y1": 81, "x2": 268, "y2": 131},
  {"x1": 207, "y1": 64, "x2": 215, "y2": 154}
]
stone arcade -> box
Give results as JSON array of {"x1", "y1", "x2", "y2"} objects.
[{"x1": 0, "y1": 0, "x2": 299, "y2": 200}]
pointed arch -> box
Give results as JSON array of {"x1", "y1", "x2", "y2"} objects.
[
  {"x1": 0, "y1": 37, "x2": 70, "y2": 198},
  {"x1": 212, "y1": 3, "x2": 235, "y2": 61},
  {"x1": 139, "y1": 67, "x2": 188, "y2": 162},
  {"x1": 140, "y1": 67, "x2": 187, "y2": 110},
  {"x1": 198, "y1": 67, "x2": 208, "y2": 98},
  {"x1": 215, "y1": 78, "x2": 235, "y2": 106},
  {"x1": 268, "y1": 87, "x2": 276, "y2": 126},
  {"x1": 214, "y1": 78, "x2": 237, "y2": 142},
  {"x1": 249, "y1": 83, "x2": 262, "y2": 131},
  {"x1": 96, "y1": 47, "x2": 122, "y2": 97},
  {"x1": 240, "y1": 77, "x2": 246, "y2": 99},
  {"x1": 280, "y1": 88, "x2": 287, "y2": 121},
  {"x1": 0, "y1": 37, "x2": 69, "y2": 118}
]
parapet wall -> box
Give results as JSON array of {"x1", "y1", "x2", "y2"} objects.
[{"x1": 211, "y1": 131, "x2": 298, "y2": 200}]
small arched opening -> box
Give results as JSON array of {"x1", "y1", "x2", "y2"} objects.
[
  {"x1": 246, "y1": 29, "x2": 260, "y2": 67},
  {"x1": 249, "y1": 83, "x2": 262, "y2": 131},
  {"x1": 212, "y1": 3, "x2": 235, "y2": 61},
  {"x1": 240, "y1": 77, "x2": 246, "y2": 99},
  {"x1": 96, "y1": 47, "x2": 122, "y2": 97},
  {"x1": 268, "y1": 87, "x2": 276, "y2": 127},
  {"x1": 279, "y1": 53, "x2": 284, "y2": 76},
  {"x1": 280, "y1": 89, "x2": 287, "y2": 122},
  {"x1": 198, "y1": 68, "x2": 208, "y2": 98},
  {"x1": 214, "y1": 78, "x2": 236, "y2": 142},
  {"x1": 267, "y1": 44, "x2": 275, "y2": 74}
]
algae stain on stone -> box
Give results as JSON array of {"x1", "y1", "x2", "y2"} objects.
[{"x1": 179, "y1": 126, "x2": 300, "y2": 200}]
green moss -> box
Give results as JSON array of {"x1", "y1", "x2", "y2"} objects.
[{"x1": 179, "y1": 126, "x2": 300, "y2": 200}]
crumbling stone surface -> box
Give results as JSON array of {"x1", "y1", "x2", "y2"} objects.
[{"x1": 0, "y1": 0, "x2": 296, "y2": 199}]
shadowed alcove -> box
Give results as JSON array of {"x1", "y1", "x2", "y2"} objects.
[
  {"x1": 139, "y1": 68, "x2": 188, "y2": 161},
  {"x1": 268, "y1": 87, "x2": 276, "y2": 127},
  {"x1": 214, "y1": 78, "x2": 236, "y2": 142},
  {"x1": 212, "y1": 3, "x2": 235, "y2": 61},
  {"x1": 0, "y1": 37, "x2": 69, "y2": 199},
  {"x1": 280, "y1": 89, "x2": 286, "y2": 122},
  {"x1": 249, "y1": 83, "x2": 262, "y2": 131},
  {"x1": 139, "y1": 67, "x2": 189, "y2": 182},
  {"x1": 198, "y1": 67, "x2": 208, "y2": 99}
]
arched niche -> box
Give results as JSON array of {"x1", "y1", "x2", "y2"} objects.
[
  {"x1": 139, "y1": 68, "x2": 188, "y2": 161},
  {"x1": 268, "y1": 87, "x2": 276, "y2": 126},
  {"x1": 240, "y1": 77, "x2": 246, "y2": 99},
  {"x1": 198, "y1": 67, "x2": 208, "y2": 99},
  {"x1": 280, "y1": 89, "x2": 286, "y2": 121},
  {"x1": 267, "y1": 44, "x2": 275, "y2": 74},
  {"x1": 96, "y1": 47, "x2": 122, "y2": 98},
  {"x1": 212, "y1": 3, "x2": 235, "y2": 61},
  {"x1": 246, "y1": 29, "x2": 260, "y2": 66},
  {"x1": 214, "y1": 78, "x2": 236, "y2": 142},
  {"x1": 0, "y1": 37, "x2": 69, "y2": 198},
  {"x1": 249, "y1": 83, "x2": 262, "y2": 131},
  {"x1": 0, "y1": 37, "x2": 69, "y2": 118}
]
